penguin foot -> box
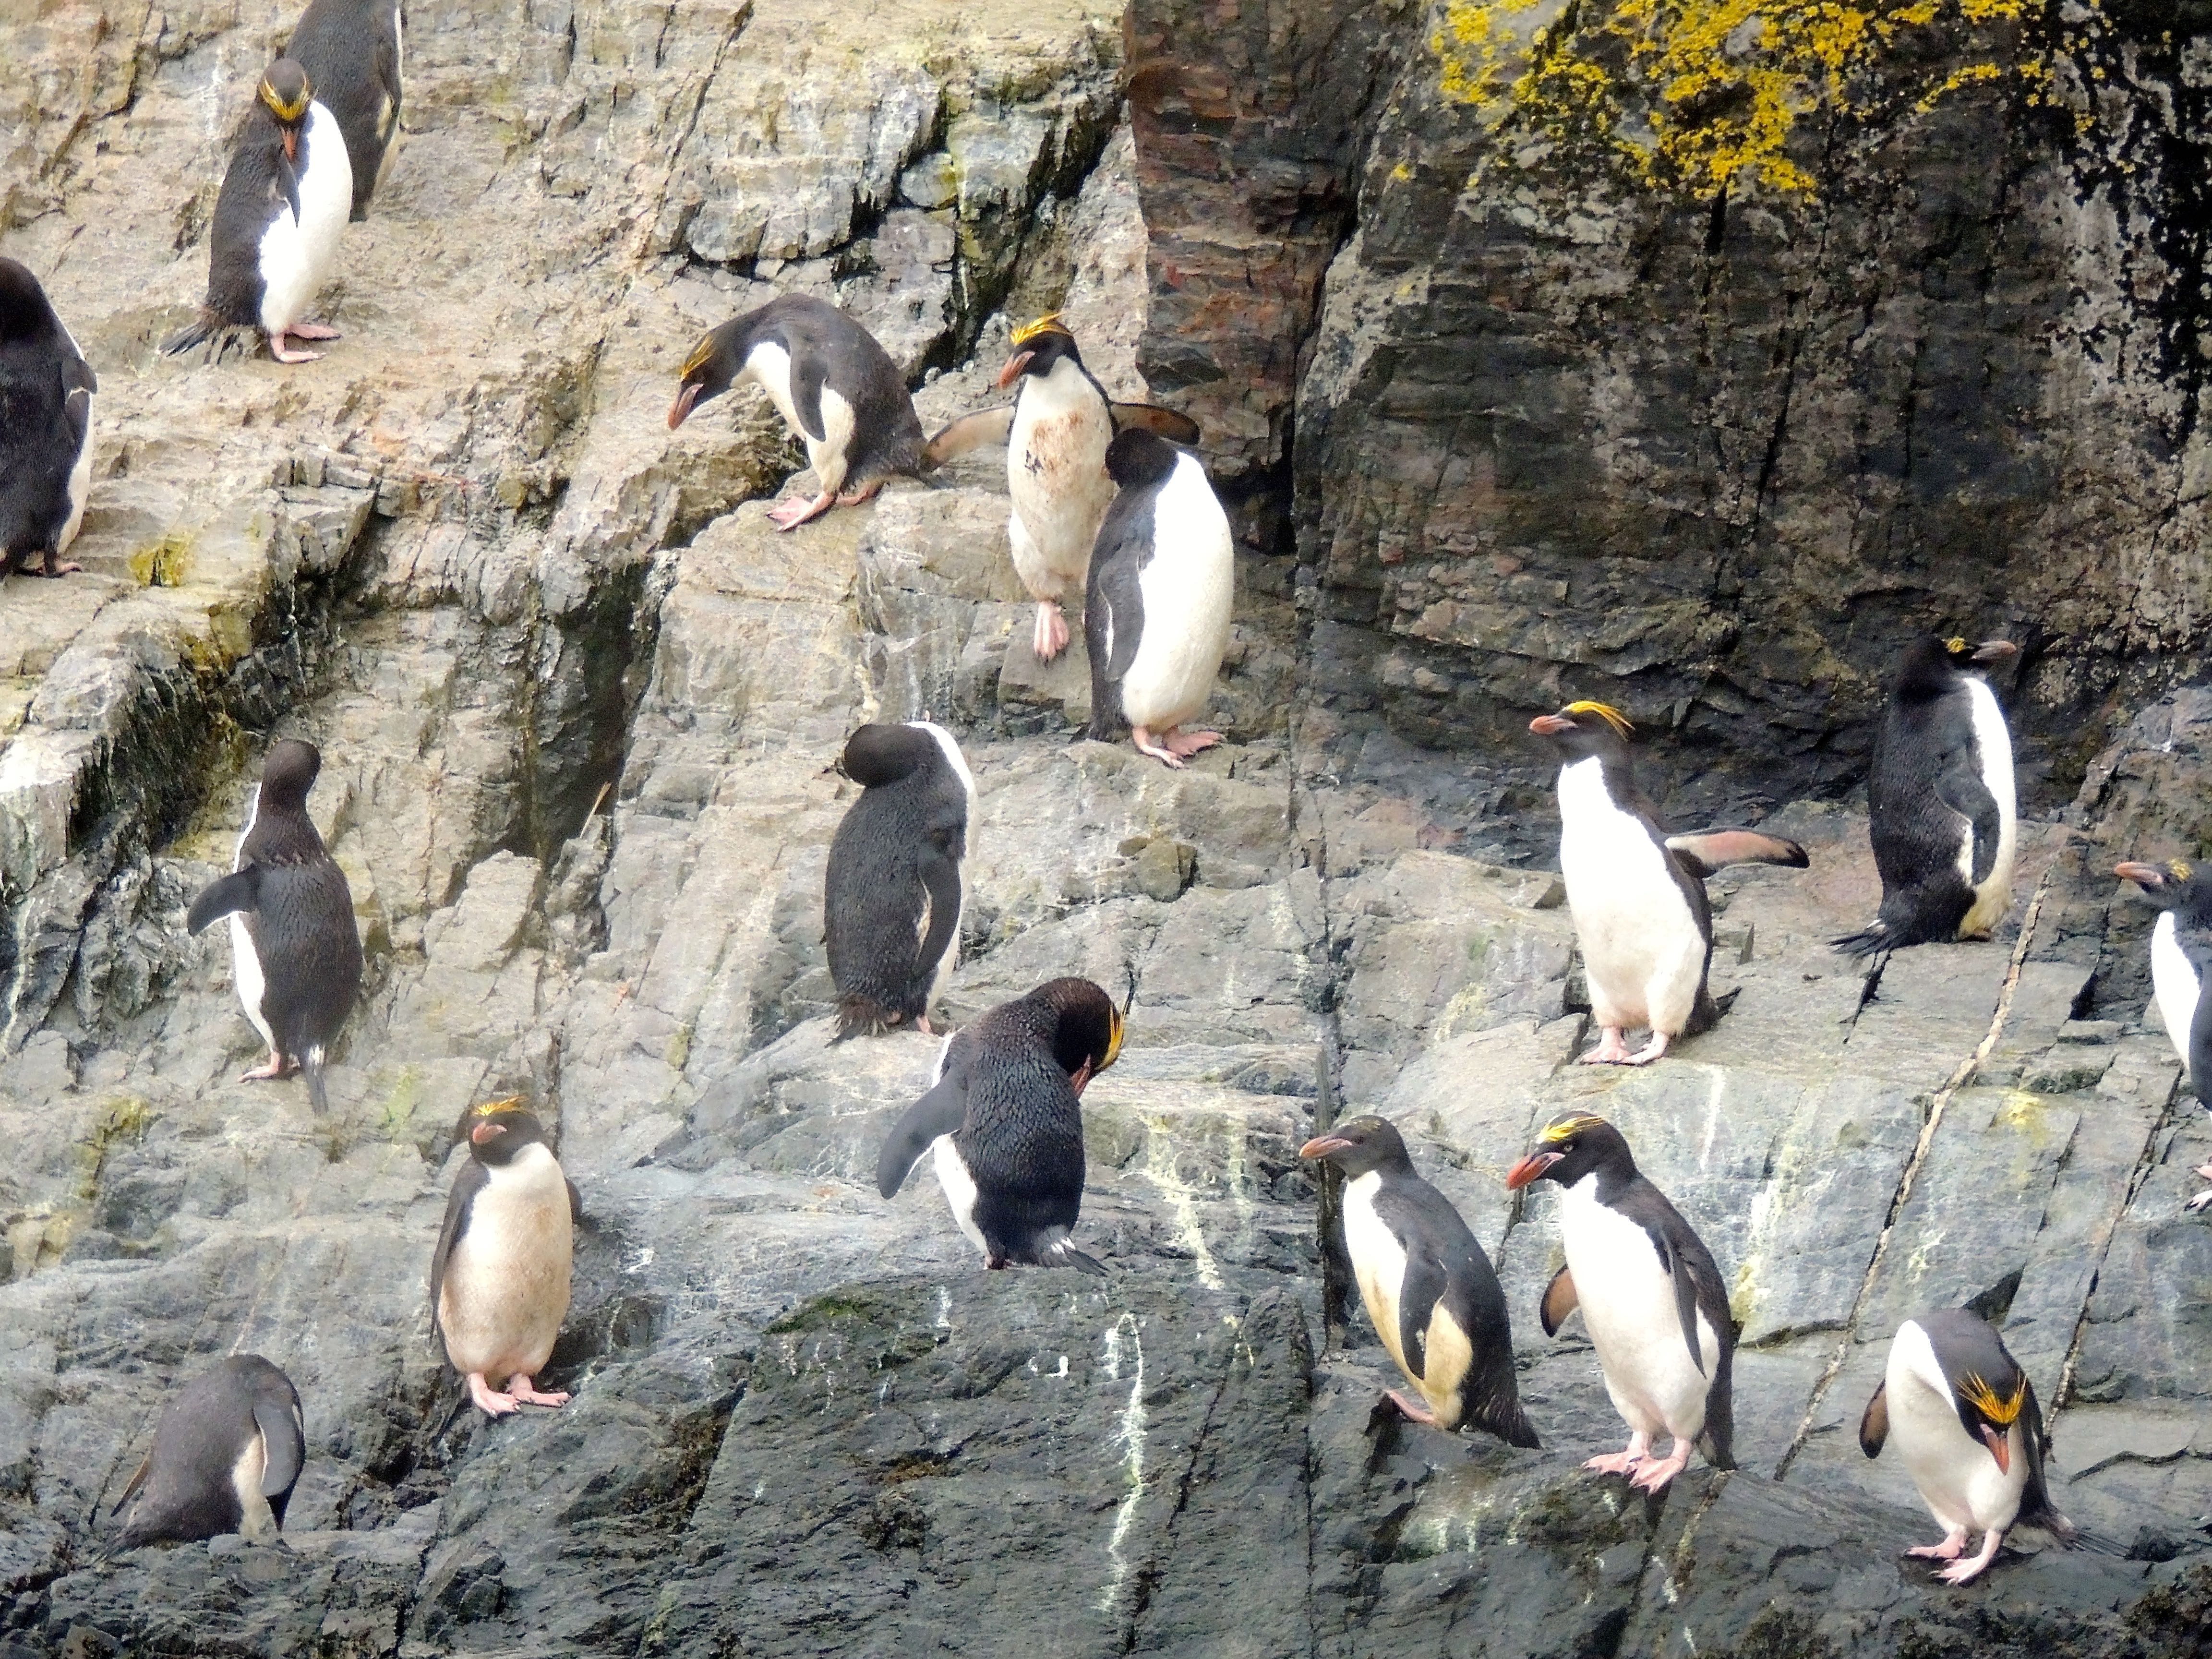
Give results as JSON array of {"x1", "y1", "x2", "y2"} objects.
[
  {"x1": 1579, "y1": 1027, "x2": 1634, "y2": 1064},
  {"x1": 288, "y1": 320, "x2": 341, "y2": 340},
  {"x1": 767, "y1": 490, "x2": 835, "y2": 530},
  {"x1": 1160, "y1": 728, "x2": 1224, "y2": 760},
  {"x1": 2187, "y1": 1185, "x2": 2212, "y2": 1214},
  {"x1": 834, "y1": 481, "x2": 883, "y2": 507},
  {"x1": 1935, "y1": 1530, "x2": 2005, "y2": 1585},
  {"x1": 14, "y1": 549, "x2": 82, "y2": 577},
  {"x1": 916, "y1": 1015, "x2": 937, "y2": 1036},
  {"x1": 505, "y1": 1375, "x2": 571, "y2": 1408},
  {"x1": 240, "y1": 1052, "x2": 300, "y2": 1082},
  {"x1": 1627, "y1": 1443, "x2": 1691, "y2": 1492},
  {"x1": 1621, "y1": 1032, "x2": 1672, "y2": 1066},
  {"x1": 1583, "y1": 1432, "x2": 1650, "y2": 1476},
  {"x1": 2193, "y1": 1161, "x2": 2212, "y2": 1182},
  {"x1": 1032, "y1": 602, "x2": 1069, "y2": 661},
  {"x1": 1131, "y1": 726, "x2": 1196, "y2": 769},
  {"x1": 1383, "y1": 1389, "x2": 1440, "y2": 1427},
  {"x1": 1906, "y1": 1528, "x2": 1971, "y2": 1562},
  {"x1": 266, "y1": 333, "x2": 325, "y2": 364},
  {"x1": 466, "y1": 1373, "x2": 520, "y2": 1417}
]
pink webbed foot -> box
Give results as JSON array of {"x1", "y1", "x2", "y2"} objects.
[
  {"x1": 1621, "y1": 1031, "x2": 1673, "y2": 1067},
  {"x1": 915, "y1": 1016, "x2": 937, "y2": 1036},
  {"x1": 240, "y1": 1050, "x2": 298, "y2": 1082},
  {"x1": 767, "y1": 490, "x2": 835, "y2": 530},
  {"x1": 1032, "y1": 601, "x2": 1069, "y2": 662},
  {"x1": 1580, "y1": 1027, "x2": 1634, "y2": 1064},
  {"x1": 1628, "y1": 1442, "x2": 1692, "y2": 1492},
  {"x1": 1936, "y1": 1530, "x2": 2005, "y2": 1585},
  {"x1": 834, "y1": 481, "x2": 883, "y2": 507},
  {"x1": 19, "y1": 551, "x2": 82, "y2": 577},
  {"x1": 467, "y1": 1373, "x2": 519, "y2": 1417},
  {"x1": 504, "y1": 1374, "x2": 570, "y2": 1408},
  {"x1": 2188, "y1": 1183, "x2": 2212, "y2": 1214},
  {"x1": 1383, "y1": 1389, "x2": 1439, "y2": 1427},
  {"x1": 1160, "y1": 728, "x2": 1223, "y2": 760},
  {"x1": 1583, "y1": 1432, "x2": 1652, "y2": 1476},
  {"x1": 266, "y1": 330, "x2": 324, "y2": 363},
  {"x1": 1130, "y1": 725, "x2": 1188, "y2": 769},
  {"x1": 288, "y1": 320, "x2": 341, "y2": 340},
  {"x1": 1905, "y1": 1527, "x2": 1970, "y2": 1561}
]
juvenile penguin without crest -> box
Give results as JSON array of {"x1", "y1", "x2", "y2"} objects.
[
  {"x1": 285, "y1": 0, "x2": 404, "y2": 220},
  {"x1": 112, "y1": 1355, "x2": 306, "y2": 1548},
  {"x1": 0, "y1": 257, "x2": 96, "y2": 578}
]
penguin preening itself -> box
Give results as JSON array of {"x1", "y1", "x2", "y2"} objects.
[
  {"x1": 1860, "y1": 1309, "x2": 2077, "y2": 1584},
  {"x1": 164, "y1": 60, "x2": 353, "y2": 364},
  {"x1": 285, "y1": 0, "x2": 404, "y2": 221},
  {"x1": 1530, "y1": 702, "x2": 1809, "y2": 1065},
  {"x1": 826, "y1": 721, "x2": 975, "y2": 1039},
  {"x1": 185, "y1": 739, "x2": 363, "y2": 1112},
  {"x1": 667, "y1": 295, "x2": 924, "y2": 530},
  {"x1": 0, "y1": 258, "x2": 96, "y2": 579},
  {"x1": 876, "y1": 977, "x2": 1124, "y2": 1272},
  {"x1": 921, "y1": 315, "x2": 1200, "y2": 663},
  {"x1": 1834, "y1": 636, "x2": 2020, "y2": 958},
  {"x1": 430, "y1": 1099, "x2": 580, "y2": 1417},
  {"x1": 2115, "y1": 857, "x2": 2212, "y2": 1210},
  {"x1": 1084, "y1": 428, "x2": 1235, "y2": 769},
  {"x1": 1300, "y1": 1115, "x2": 1539, "y2": 1448},
  {"x1": 1506, "y1": 1112, "x2": 1735, "y2": 1492},
  {"x1": 112, "y1": 1356, "x2": 305, "y2": 1548}
]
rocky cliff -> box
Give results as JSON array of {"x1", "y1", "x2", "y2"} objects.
[{"x1": 4, "y1": 0, "x2": 2212, "y2": 1655}]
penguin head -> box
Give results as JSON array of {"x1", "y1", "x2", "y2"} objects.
[
  {"x1": 668, "y1": 321, "x2": 746, "y2": 429},
  {"x1": 464, "y1": 1097, "x2": 553, "y2": 1166},
  {"x1": 1105, "y1": 427, "x2": 1180, "y2": 491},
  {"x1": 1297, "y1": 1114, "x2": 1414, "y2": 1179},
  {"x1": 998, "y1": 314, "x2": 1082, "y2": 388},
  {"x1": 2115, "y1": 856, "x2": 2212, "y2": 915},
  {"x1": 1527, "y1": 701, "x2": 1634, "y2": 761},
  {"x1": 256, "y1": 739, "x2": 323, "y2": 810},
  {"x1": 0, "y1": 259, "x2": 60, "y2": 345},
  {"x1": 257, "y1": 60, "x2": 314, "y2": 161},
  {"x1": 1896, "y1": 635, "x2": 2016, "y2": 695},
  {"x1": 1504, "y1": 1112, "x2": 1636, "y2": 1190},
  {"x1": 1034, "y1": 977, "x2": 1123, "y2": 1094},
  {"x1": 839, "y1": 722, "x2": 934, "y2": 787}
]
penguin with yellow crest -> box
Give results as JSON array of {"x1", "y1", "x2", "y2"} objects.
[{"x1": 1530, "y1": 701, "x2": 1810, "y2": 1064}]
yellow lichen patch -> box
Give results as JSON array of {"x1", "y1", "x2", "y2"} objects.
[{"x1": 128, "y1": 532, "x2": 192, "y2": 588}]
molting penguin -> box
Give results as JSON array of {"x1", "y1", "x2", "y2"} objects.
[
  {"x1": 1506, "y1": 1112, "x2": 1735, "y2": 1491},
  {"x1": 2115, "y1": 856, "x2": 2212, "y2": 1209},
  {"x1": 112, "y1": 1355, "x2": 305, "y2": 1547},
  {"x1": 667, "y1": 295, "x2": 924, "y2": 530},
  {"x1": 876, "y1": 977, "x2": 1123, "y2": 1272},
  {"x1": 1084, "y1": 428, "x2": 1235, "y2": 769},
  {"x1": 186, "y1": 739, "x2": 363, "y2": 1112},
  {"x1": 1299, "y1": 1115, "x2": 1539, "y2": 1447},
  {"x1": 286, "y1": 0, "x2": 404, "y2": 220},
  {"x1": 1834, "y1": 636, "x2": 2020, "y2": 958},
  {"x1": 0, "y1": 258, "x2": 96, "y2": 579},
  {"x1": 1860, "y1": 1308, "x2": 2077, "y2": 1584},
  {"x1": 826, "y1": 721, "x2": 976, "y2": 1039},
  {"x1": 164, "y1": 59, "x2": 353, "y2": 364},
  {"x1": 921, "y1": 315, "x2": 1200, "y2": 663},
  {"x1": 1530, "y1": 702, "x2": 1809, "y2": 1065},
  {"x1": 430, "y1": 1098, "x2": 580, "y2": 1417}
]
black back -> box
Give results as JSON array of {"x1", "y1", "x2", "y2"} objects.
[
  {"x1": 0, "y1": 258, "x2": 94, "y2": 570},
  {"x1": 287, "y1": 0, "x2": 402, "y2": 218},
  {"x1": 1913, "y1": 1308, "x2": 2074, "y2": 1538},
  {"x1": 1082, "y1": 430, "x2": 1181, "y2": 740},
  {"x1": 114, "y1": 1355, "x2": 305, "y2": 1547},
  {"x1": 825, "y1": 722, "x2": 971, "y2": 1036}
]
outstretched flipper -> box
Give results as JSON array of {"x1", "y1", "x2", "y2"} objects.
[
  {"x1": 876, "y1": 1071, "x2": 970, "y2": 1199},
  {"x1": 1108, "y1": 403, "x2": 1200, "y2": 445},
  {"x1": 1664, "y1": 829, "x2": 1810, "y2": 880},
  {"x1": 186, "y1": 867, "x2": 264, "y2": 934},
  {"x1": 920, "y1": 406, "x2": 1015, "y2": 469}
]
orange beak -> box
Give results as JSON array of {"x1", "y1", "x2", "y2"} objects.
[
  {"x1": 1528, "y1": 714, "x2": 1572, "y2": 736},
  {"x1": 469, "y1": 1121, "x2": 507, "y2": 1146},
  {"x1": 1298, "y1": 1134, "x2": 1352, "y2": 1161},
  {"x1": 668, "y1": 382, "x2": 703, "y2": 430},
  {"x1": 996, "y1": 350, "x2": 1034, "y2": 389},
  {"x1": 1505, "y1": 1151, "x2": 1561, "y2": 1190},
  {"x1": 2115, "y1": 862, "x2": 2165, "y2": 886},
  {"x1": 283, "y1": 128, "x2": 299, "y2": 164},
  {"x1": 1980, "y1": 1424, "x2": 2011, "y2": 1475}
]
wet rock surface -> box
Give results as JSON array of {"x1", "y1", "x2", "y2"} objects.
[{"x1": 6, "y1": 0, "x2": 2212, "y2": 1655}]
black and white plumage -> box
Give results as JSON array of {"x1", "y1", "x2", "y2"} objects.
[
  {"x1": 825, "y1": 721, "x2": 975, "y2": 1039},
  {"x1": 1300, "y1": 1115, "x2": 1539, "y2": 1448},
  {"x1": 1083, "y1": 428, "x2": 1234, "y2": 769},
  {"x1": 112, "y1": 1356, "x2": 305, "y2": 1548},
  {"x1": 1860, "y1": 1309, "x2": 2076, "y2": 1584},
  {"x1": 667, "y1": 295, "x2": 924, "y2": 531},
  {"x1": 430, "y1": 1100, "x2": 580, "y2": 1418},
  {"x1": 921, "y1": 315, "x2": 1199, "y2": 664},
  {"x1": 1529, "y1": 702, "x2": 1809, "y2": 1065},
  {"x1": 164, "y1": 59, "x2": 352, "y2": 365},
  {"x1": 876, "y1": 977, "x2": 1123, "y2": 1272},
  {"x1": 185, "y1": 739, "x2": 363, "y2": 1112},
  {"x1": 2115, "y1": 857, "x2": 2212, "y2": 1210},
  {"x1": 286, "y1": 0, "x2": 404, "y2": 220},
  {"x1": 1507, "y1": 1112, "x2": 1735, "y2": 1492},
  {"x1": 1835, "y1": 636, "x2": 2020, "y2": 957},
  {"x1": 0, "y1": 257, "x2": 96, "y2": 579}
]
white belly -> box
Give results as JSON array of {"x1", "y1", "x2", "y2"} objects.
[
  {"x1": 1887, "y1": 1322, "x2": 2028, "y2": 1535},
  {"x1": 914, "y1": 722, "x2": 973, "y2": 1012},
  {"x1": 2152, "y1": 912, "x2": 2199, "y2": 1074},
  {"x1": 437, "y1": 1145, "x2": 573, "y2": 1381},
  {"x1": 1117, "y1": 457, "x2": 1234, "y2": 733},
  {"x1": 1557, "y1": 758, "x2": 1705, "y2": 1034},
  {"x1": 931, "y1": 1135, "x2": 987, "y2": 1255},
  {"x1": 58, "y1": 322, "x2": 90, "y2": 553},
  {"x1": 230, "y1": 789, "x2": 273, "y2": 1049},
  {"x1": 743, "y1": 341, "x2": 853, "y2": 492},
  {"x1": 229, "y1": 1432, "x2": 277, "y2": 1541},
  {"x1": 1957, "y1": 678, "x2": 2017, "y2": 937},
  {"x1": 1007, "y1": 362, "x2": 1114, "y2": 601},
  {"x1": 1560, "y1": 1176, "x2": 1718, "y2": 1442},
  {"x1": 1343, "y1": 1171, "x2": 1410, "y2": 1376},
  {"x1": 256, "y1": 102, "x2": 353, "y2": 334}
]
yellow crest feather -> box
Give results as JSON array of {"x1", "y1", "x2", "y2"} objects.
[
  {"x1": 1957, "y1": 1371, "x2": 2027, "y2": 1427},
  {"x1": 679, "y1": 334, "x2": 716, "y2": 382},
  {"x1": 1944, "y1": 636, "x2": 1969, "y2": 654},
  {"x1": 258, "y1": 77, "x2": 311, "y2": 122},
  {"x1": 1563, "y1": 701, "x2": 1634, "y2": 740},
  {"x1": 471, "y1": 1095, "x2": 528, "y2": 1119},
  {"x1": 2174, "y1": 859, "x2": 2195, "y2": 881},
  {"x1": 1104, "y1": 1005, "x2": 1126, "y2": 1071},
  {"x1": 1010, "y1": 313, "x2": 1069, "y2": 349},
  {"x1": 1540, "y1": 1112, "x2": 1608, "y2": 1145}
]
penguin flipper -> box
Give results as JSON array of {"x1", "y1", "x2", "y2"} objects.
[
  {"x1": 920, "y1": 406, "x2": 1014, "y2": 468},
  {"x1": 1858, "y1": 1379, "x2": 1889, "y2": 1457},
  {"x1": 111, "y1": 1451, "x2": 151, "y2": 1517},
  {"x1": 253, "y1": 1400, "x2": 305, "y2": 1499},
  {"x1": 1394, "y1": 1251, "x2": 1450, "y2": 1383},
  {"x1": 876, "y1": 1072, "x2": 969, "y2": 1199},
  {"x1": 914, "y1": 842, "x2": 963, "y2": 1001},
  {"x1": 274, "y1": 150, "x2": 304, "y2": 227},
  {"x1": 2017, "y1": 1378, "x2": 2078, "y2": 1543},
  {"x1": 1651, "y1": 1228, "x2": 1707, "y2": 1378},
  {"x1": 1539, "y1": 1263, "x2": 1578, "y2": 1336},
  {"x1": 567, "y1": 1178, "x2": 584, "y2": 1224},
  {"x1": 64, "y1": 349, "x2": 96, "y2": 396},
  {"x1": 63, "y1": 386, "x2": 91, "y2": 453},
  {"x1": 427, "y1": 1160, "x2": 488, "y2": 1343},
  {"x1": 1663, "y1": 829, "x2": 1810, "y2": 879},
  {"x1": 186, "y1": 867, "x2": 264, "y2": 933},
  {"x1": 789, "y1": 349, "x2": 830, "y2": 444},
  {"x1": 1933, "y1": 766, "x2": 2003, "y2": 886},
  {"x1": 1108, "y1": 403, "x2": 1201, "y2": 445}
]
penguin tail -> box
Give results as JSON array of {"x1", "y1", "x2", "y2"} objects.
[
  {"x1": 2024, "y1": 1502, "x2": 2080, "y2": 1547},
  {"x1": 1045, "y1": 1237, "x2": 1108, "y2": 1275},
  {"x1": 1469, "y1": 1394, "x2": 1542, "y2": 1450},
  {"x1": 1828, "y1": 920, "x2": 1892, "y2": 960},
  {"x1": 161, "y1": 310, "x2": 221, "y2": 356},
  {"x1": 835, "y1": 996, "x2": 904, "y2": 1041},
  {"x1": 301, "y1": 1049, "x2": 329, "y2": 1113}
]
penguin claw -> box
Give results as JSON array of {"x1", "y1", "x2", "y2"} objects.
[
  {"x1": 767, "y1": 491, "x2": 835, "y2": 530},
  {"x1": 1131, "y1": 728, "x2": 1188, "y2": 769},
  {"x1": 1032, "y1": 603, "x2": 1070, "y2": 662},
  {"x1": 466, "y1": 1374, "x2": 520, "y2": 1417},
  {"x1": 1580, "y1": 1028, "x2": 1634, "y2": 1064},
  {"x1": 505, "y1": 1376, "x2": 571, "y2": 1408},
  {"x1": 2187, "y1": 1187, "x2": 2212, "y2": 1214}
]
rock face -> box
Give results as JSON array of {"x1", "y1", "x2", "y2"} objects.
[{"x1": 4, "y1": 0, "x2": 2212, "y2": 1655}]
